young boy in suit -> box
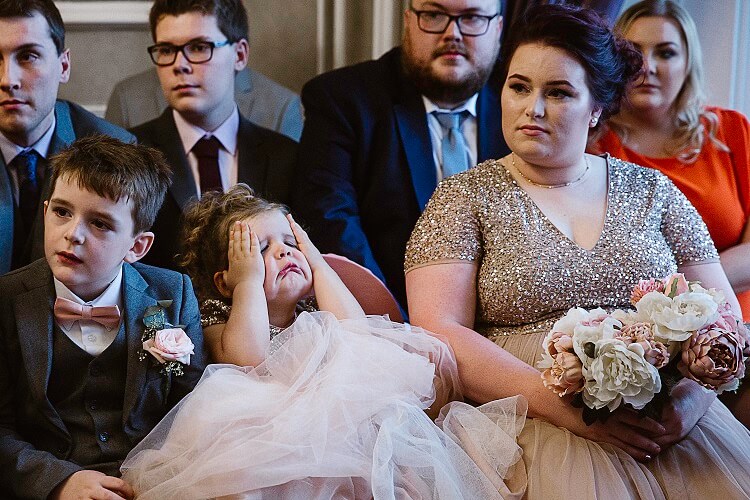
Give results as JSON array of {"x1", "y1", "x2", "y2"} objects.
[
  {"x1": 133, "y1": 0, "x2": 297, "y2": 271},
  {"x1": 0, "y1": 135, "x2": 206, "y2": 499}
]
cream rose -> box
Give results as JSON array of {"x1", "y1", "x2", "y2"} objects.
[
  {"x1": 143, "y1": 328, "x2": 194, "y2": 365},
  {"x1": 582, "y1": 339, "x2": 661, "y2": 411}
]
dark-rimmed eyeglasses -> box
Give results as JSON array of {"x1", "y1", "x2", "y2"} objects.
[
  {"x1": 147, "y1": 39, "x2": 232, "y2": 66},
  {"x1": 410, "y1": 9, "x2": 499, "y2": 37}
]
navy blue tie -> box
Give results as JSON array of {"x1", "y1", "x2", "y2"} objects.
[{"x1": 13, "y1": 149, "x2": 40, "y2": 230}]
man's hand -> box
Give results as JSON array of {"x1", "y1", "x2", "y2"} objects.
[{"x1": 50, "y1": 470, "x2": 134, "y2": 500}]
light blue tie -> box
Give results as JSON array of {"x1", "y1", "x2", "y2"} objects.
[{"x1": 435, "y1": 110, "x2": 470, "y2": 178}]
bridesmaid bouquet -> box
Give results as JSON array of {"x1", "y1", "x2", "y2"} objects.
[{"x1": 538, "y1": 273, "x2": 749, "y2": 424}]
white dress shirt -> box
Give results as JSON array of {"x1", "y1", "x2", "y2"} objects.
[
  {"x1": 173, "y1": 107, "x2": 240, "y2": 197},
  {"x1": 53, "y1": 266, "x2": 124, "y2": 356},
  {"x1": 422, "y1": 95, "x2": 478, "y2": 181}
]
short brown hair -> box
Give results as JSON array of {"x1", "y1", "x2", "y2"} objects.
[
  {"x1": 179, "y1": 184, "x2": 288, "y2": 302},
  {"x1": 48, "y1": 135, "x2": 172, "y2": 234},
  {"x1": 149, "y1": 0, "x2": 248, "y2": 42}
]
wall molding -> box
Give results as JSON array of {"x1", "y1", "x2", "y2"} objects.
[{"x1": 57, "y1": 2, "x2": 150, "y2": 25}]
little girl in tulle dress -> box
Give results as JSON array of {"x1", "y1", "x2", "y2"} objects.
[{"x1": 120, "y1": 184, "x2": 527, "y2": 500}]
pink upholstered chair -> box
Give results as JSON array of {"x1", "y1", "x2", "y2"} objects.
[{"x1": 322, "y1": 254, "x2": 404, "y2": 323}]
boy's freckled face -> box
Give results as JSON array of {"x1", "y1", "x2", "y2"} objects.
[{"x1": 44, "y1": 176, "x2": 140, "y2": 301}]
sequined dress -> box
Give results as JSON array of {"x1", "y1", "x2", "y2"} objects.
[
  {"x1": 406, "y1": 156, "x2": 750, "y2": 499},
  {"x1": 122, "y1": 305, "x2": 528, "y2": 499}
]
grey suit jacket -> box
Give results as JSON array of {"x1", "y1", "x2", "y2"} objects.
[
  {"x1": 132, "y1": 108, "x2": 298, "y2": 270},
  {"x1": 105, "y1": 67, "x2": 303, "y2": 141},
  {"x1": 0, "y1": 259, "x2": 206, "y2": 499},
  {"x1": 0, "y1": 100, "x2": 135, "y2": 275}
]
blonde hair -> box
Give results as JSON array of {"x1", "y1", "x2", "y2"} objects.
[
  {"x1": 610, "y1": 0, "x2": 728, "y2": 162},
  {"x1": 178, "y1": 184, "x2": 289, "y2": 302}
]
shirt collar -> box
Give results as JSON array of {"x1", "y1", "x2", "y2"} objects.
[
  {"x1": 173, "y1": 107, "x2": 239, "y2": 155},
  {"x1": 422, "y1": 94, "x2": 478, "y2": 117},
  {"x1": 53, "y1": 266, "x2": 124, "y2": 330},
  {"x1": 0, "y1": 113, "x2": 57, "y2": 164}
]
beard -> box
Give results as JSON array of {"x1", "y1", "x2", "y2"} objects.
[{"x1": 401, "y1": 37, "x2": 499, "y2": 106}]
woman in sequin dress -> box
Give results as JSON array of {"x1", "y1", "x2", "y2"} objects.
[
  {"x1": 121, "y1": 185, "x2": 525, "y2": 499},
  {"x1": 405, "y1": 5, "x2": 750, "y2": 499}
]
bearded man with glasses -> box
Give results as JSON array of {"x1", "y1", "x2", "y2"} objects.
[
  {"x1": 293, "y1": 0, "x2": 510, "y2": 315},
  {"x1": 132, "y1": 0, "x2": 297, "y2": 271}
]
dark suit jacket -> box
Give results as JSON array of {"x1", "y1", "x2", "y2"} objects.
[
  {"x1": 105, "y1": 67, "x2": 304, "y2": 141},
  {"x1": 0, "y1": 100, "x2": 135, "y2": 275},
  {"x1": 0, "y1": 259, "x2": 205, "y2": 499},
  {"x1": 292, "y1": 47, "x2": 510, "y2": 310},
  {"x1": 132, "y1": 108, "x2": 298, "y2": 270}
]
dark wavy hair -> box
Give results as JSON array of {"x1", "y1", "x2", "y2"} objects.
[
  {"x1": 149, "y1": 0, "x2": 248, "y2": 43},
  {"x1": 501, "y1": 3, "x2": 643, "y2": 127},
  {"x1": 48, "y1": 135, "x2": 172, "y2": 235},
  {"x1": 0, "y1": 0, "x2": 65, "y2": 54}
]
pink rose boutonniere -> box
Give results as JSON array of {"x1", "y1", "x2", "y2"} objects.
[{"x1": 139, "y1": 300, "x2": 194, "y2": 376}]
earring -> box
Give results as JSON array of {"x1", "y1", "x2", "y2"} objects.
[{"x1": 590, "y1": 117, "x2": 598, "y2": 127}]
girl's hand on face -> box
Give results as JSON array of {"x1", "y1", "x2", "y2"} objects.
[
  {"x1": 287, "y1": 214, "x2": 326, "y2": 271},
  {"x1": 224, "y1": 221, "x2": 265, "y2": 292}
]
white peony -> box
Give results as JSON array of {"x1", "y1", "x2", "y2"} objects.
[
  {"x1": 571, "y1": 310, "x2": 620, "y2": 370},
  {"x1": 635, "y1": 290, "x2": 718, "y2": 342},
  {"x1": 688, "y1": 283, "x2": 725, "y2": 306},
  {"x1": 582, "y1": 339, "x2": 661, "y2": 411}
]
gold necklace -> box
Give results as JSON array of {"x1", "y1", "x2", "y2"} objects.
[{"x1": 512, "y1": 153, "x2": 591, "y2": 189}]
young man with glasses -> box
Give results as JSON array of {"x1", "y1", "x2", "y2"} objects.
[
  {"x1": 132, "y1": 0, "x2": 297, "y2": 271},
  {"x1": 292, "y1": 0, "x2": 510, "y2": 314},
  {"x1": 0, "y1": 0, "x2": 133, "y2": 276}
]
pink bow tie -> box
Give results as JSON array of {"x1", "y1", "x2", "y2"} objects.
[{"x1": 53, "y1": 297, "x2": 121, "y2": 330}]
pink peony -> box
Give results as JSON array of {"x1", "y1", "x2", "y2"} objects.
[
  {"x1": 546, "y1": 331, "x2": 575, "y2": 357},
  {"x1": 616, "y1": 322, "x2": 670, "y2": 369},
  {"x1": 678, "y1": 327, "x2": 746, "y2": 393},
  {"x1": 143, "y1": 328, "x2": 194, "y2": 365},
  {"x1": 542, "y1": 351, "x2": 585, "y2": 396},
  {"x1": 630, "y1": 278, "x2": 665, "y2": 306},
  {"x1": 662, "y1": 273, "x2": 689, "y2": 298}
]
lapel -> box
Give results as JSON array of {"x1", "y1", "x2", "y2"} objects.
[
  {"x1": 14, "y1": 261, "x2": 68, "y2": 434},
  {"x1": 392, "y1": 59, "x2": 437, "y2": 212},
  {"x1": 476, "y1": 84, "x2": 506, "y2": 162},
  {"x1": 154, "y1": 110, "x2": 198, "y2": 211},
  {"x1": 120, "y1": 262, "x2": 158, "y2": 427},
  {"x1": 0, "y1": 152, "x2": 13, "y2": 273},
  {"x1": 236, "y1": 116, "x2": 266, "y2": 192},
  {"x1": 27, "y1": 101, "x2": 78, "y2": 261}
]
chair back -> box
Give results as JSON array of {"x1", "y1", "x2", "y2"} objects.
[{"x1": 322, "y1": 253, "x2": 404, "y2": 322}]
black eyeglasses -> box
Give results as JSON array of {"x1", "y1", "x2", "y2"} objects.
[
  {"x1": 410, "y1": 9, "x2": 499, "y2": 36},
  {"x1": 147, "y1": 39, "x2": 232, "y2": 66}
]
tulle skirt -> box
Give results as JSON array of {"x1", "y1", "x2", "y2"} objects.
[{"x1": 121, "y1": 312, "x2": 527, "y2": 499}]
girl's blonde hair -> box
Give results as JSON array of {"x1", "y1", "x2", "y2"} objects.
[
  {"x1": 609, "y1": 0, "x2": 728, "y2": 162},
  {"x1": 178, "y1": 184, "x2": 289, "y2": 302}
]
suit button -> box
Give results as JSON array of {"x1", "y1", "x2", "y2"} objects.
[
  {"x1": 98, "y1": 432, "x2": 109, "y2": 443},
  {"x1": 89, "y1": 400, "x2": 97, "y2": 411},
  {"x1": 57, "y1": 445, "x2": 66, "y2": 454},
  {"x1": 90, "y1": 366, "x2": 100, "y2": 376}
]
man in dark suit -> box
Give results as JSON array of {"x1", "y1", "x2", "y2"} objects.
[
  {"x1": 0, "y1": 0, "x2": 134, "y2": 275},
  {"x1": 293, "y1": 0, "x2": 510, "y2": 312},
  {"x1": 0, "y1": 137, "x2": 205, "y2": 499},
  {"x1": 134, "y1": 0, "x2": 297, "y2": 270},
  {"x1": 105, "y1": 66, "x2": 304, "y2": 141}
]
